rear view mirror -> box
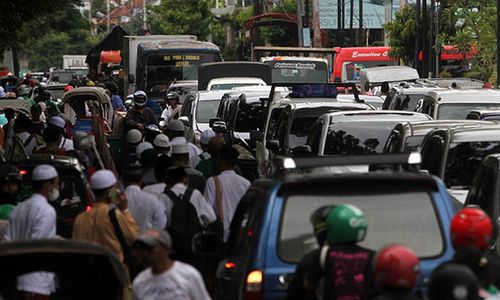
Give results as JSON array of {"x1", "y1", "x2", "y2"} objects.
[
  {"x1": 250, "y1": 130, "x2": 262, "y2": 142},
  {"x1": 192, "y1": 232, "x2": 222, "y2": 255},
  {"x1": 212, "y1": 121, "x2": 227, "y2": 133},
  {"x1": 128, "y1": 74, "x2": 135, "y2": 84},
  {"x1": 209, "y1": 117, "x2": 221, "y2": 128}
]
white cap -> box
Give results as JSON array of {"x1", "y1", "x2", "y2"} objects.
[
  {"x1": 126, "y1": 129, "x2": 142, "y2": 144},
  {"x1": 136, "y1": 141, "x2": 154, "y2": 157},
  {"x1": 200, "y1": 129, "x2": 216, "y2": 145},
  {"x1": 32, "y1": 165, "x2": 58, "y2": 181},
  {"x1": 90, "y1": 169, "x2": 117, "y2": 190},
  {"x1": 167, "y1": 120, "x2": 185, "y2": 132},
  {"x1": 48, "y1": 116, "x2": 66, "y2": 129},
  {"x1": 171, "y1": 143, "x2": 189, "y2": 155},
  {"x1": 153, "y1": 134, "x2": 170, "y2": 148}
]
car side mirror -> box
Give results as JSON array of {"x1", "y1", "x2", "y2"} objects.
[
  {"x1": 209, "y1": 117, "x2": 221, "y2": 128},
  {"x1": 212, "y1": 121, "x2": 227, "y2": 133},
  {"x1": 178, "y1": 116, "x2": 191, "y2": 126},
  {"x1": 250, "y1": 130, "x2": 263, "y2": 142},
  {"x1": 291, "y1": 145, "x2": 312, "y2": 156},
  {"x1": 266, "y1": 139, "x2": 280, "y2": 151},
  {"x1": 192, "y1": 232, "x2": 222, "y2": 255},
  {"x1": 415, "y1": 99, "x2": 424, "y2": 112},
  {"x1": 128, "y1": 74, "x2": 135, "y2": 84}
]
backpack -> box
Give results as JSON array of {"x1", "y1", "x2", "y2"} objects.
[{"x1": 164, "y1": 187, "x2": 201, "y2": 255}]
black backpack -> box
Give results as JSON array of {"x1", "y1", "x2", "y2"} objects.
[{"x1": 164, "y1": 188, "x2": 202, "y2": 255}]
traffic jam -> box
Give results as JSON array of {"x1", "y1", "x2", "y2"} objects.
[{"x1": 0, "y1": 28, "x2": 499, "y2": 300}]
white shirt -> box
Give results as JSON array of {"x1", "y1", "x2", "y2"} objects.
[
  {"x1": 4, "y1": 193, "x2": 57, "y2": 295},
  {"x1": 18, "y1": 132, "x2": 39, "y2": 155},
  {"x1": 59, "y1": 137, "x2": 74, "y2": 151},
  {"x1": 204, "y1": 170, "x2": 250, "y2": 241},
  {"x1": 169, "y1": 137, "x2": 202, "y2": 168},
  {"x1": 125, "y1": 185, "x2": 167, "y2": 232},
  {"x1": 132, "y1": 261, "x2": 211, "y2": 300},
  {"x1": 160, "y1": 105, "x2": 183, "y2": 127},
  {"x1": 143, "y1": 183, "x2": 167, "y2": 198},
  {"x1": 159, "y1": 183, "x2": 216, "y2": 227}
]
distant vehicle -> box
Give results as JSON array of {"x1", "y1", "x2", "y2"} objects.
[
  {"x1": 419, "y1": 77, "x2": 485, "y2": 89},
  {"x1": 383, "y1": 83, "x2": 446, "y2": 111},
  {"x1": 197, "y1": 62, "x2": 272, "y2": 91},
  {"x1": 384, "y1": 120, "x2": 493, "y2": 154},
  {"x1": 180, "y1": 90, "x2": 229, "y2": 144},
  {"x1": 360, "y1": 66, "x2": 420, "y2": 94},
  {"x1": 331, "y1": 46, "x2": 399, "y2": 83},
  {"x1": 48, "y1": 70, "x2": 80, "y2": 84},
  {"x1": 420, "y1": 124, "x2": 500, "y2": 203},
  {"x1": 0, "y1": 239, "x2": 129, "y2": 299},
  {"x1": 63, "y1": 55, "x2": 88, "y2": 71},
  {"x1": 416, "y1": 89, "x2": 500, "y2": 120},
  {"x1": 466, "y1": 109, "x2": 500, "y2": 121},
  {"x1": 166, "y1": 80, "x2": 198, "y2": 96},
  {"x1": 197, "y1": 154, "x2": 455, "y2": 299},
  {"x1": 260, "y1": 56, "x2": 329, "y2": 83},
  {"x1": 307, "y1": 110, "x2": 431, "y2": 156},
  {"x1": 14, "y1": 155, "x2": 93, "y2": 238}
]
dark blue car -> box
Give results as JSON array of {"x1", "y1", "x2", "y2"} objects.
[{"x1": 213, "y1": 155, "x2": 456, "y2": 300}]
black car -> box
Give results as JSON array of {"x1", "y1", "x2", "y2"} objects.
[
  {"x1": 14, "y1": 155, "x2": 93, "y2": 238},
  {"x1": 420, "y1": 124, "x2": 500, "y2": 204}
]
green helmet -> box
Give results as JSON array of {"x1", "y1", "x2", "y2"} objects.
[
  {"x1": 0, "y1": 204, "x2": 15, "y2": 220},
  {"x1": 326, "y1": 204, "x2": 367, "y2": 244}
]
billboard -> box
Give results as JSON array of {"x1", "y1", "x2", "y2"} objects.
[{"x1": 319, "y1": 0, "x2": 386, "y2": 29}]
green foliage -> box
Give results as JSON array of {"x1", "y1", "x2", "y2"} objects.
[
  {"x1": 91, "y1": 0, "x2": 107, "y2": 17},
  {"x1": 260, "y1": 0, "x2": 297, "y2": 46},
  {"x1": 384, "y1": 6, "x2": 417, "y2": 66},
  {"x1": 149, "y1": 0, "x2": 213, "y2": 40}
]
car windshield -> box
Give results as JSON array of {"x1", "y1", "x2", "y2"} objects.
[
  {"x1": 266, "y1": 61, "x2": 328, "y2": 83},
  {"x1": 445, "y1": 141, "x2": 500, "y2": 188},
  {"x1": 404, "y1": 136, "x2": 425, "y2": 151},
  {"x1": 438, "y1": 103, "x2": 500, "y2": 119},
  {"x1": 324, "y1": 122, "x2": 398, "y2": 155},
  {"x1": 196, "y1": 100, "x2": 220, "y2": 123},
  {"x1": 49, "y1": 72, "x2": 74, "y2": 84},
  {"x1": 210, "y1": 83, "x2": 262, "y2": 91},
  {"x1": 279, "y1": 191, "x2": 443, "y2": 263}
]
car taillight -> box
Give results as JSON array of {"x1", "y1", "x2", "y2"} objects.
[
  {"x1": 224, "y1": 261, "x2": 236, "y2": 269},
  {"x1": 245, "y1": 270, "x2": 263, "y2": 300},
  {"x1": 85, "y1": 205, "x2": 92, "y2": 212},
  {"x1": 19, "y1": 170, "x2": 27, "y2": 176}
]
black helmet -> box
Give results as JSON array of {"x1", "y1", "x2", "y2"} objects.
[
  {"x1": 428, "y1": 264, "x2": 480, "y2": 300},
  {"x1": 0, "y1": 164, "x2": 22, "y2": 183},
  {"x1": 310, "y1": 205, "x2": 335, "y2": 246}
]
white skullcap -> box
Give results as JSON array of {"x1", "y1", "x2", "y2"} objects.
[
  {"x1": 136, "y1": 141, "x2": 154, "y2": 157},
  {"x1": 200, "y1": 129, "x2": 216, "y2": 145},
  {"x1": 32, "y1": 164, "x2": 58, "y2": 181},
  {"x1": 48, "y1": 116, "x2": 66, "y2": 129},
  {"x1": 167, "y1": 119, "x2": 185, "y2": 132},
  {"x1": 90, "y1": 169, "x2": 116, "y2": 190},
  {"x1": 153, "y1": 134, "x2": 170, "y2": 148},
  {"x1": 126, "y1": 129, "x2": 142, "y2": 144},
  {"x1": 171, "y1": 143, "x2": 189, "y2": 155}
]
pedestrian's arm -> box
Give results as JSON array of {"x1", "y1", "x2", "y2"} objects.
[
  {"x1": 151, "y1": 197, "x2": 167, "y2": 229},
  {"x1": 193, "y1": 191, "x2": 216, "y2": 226}
]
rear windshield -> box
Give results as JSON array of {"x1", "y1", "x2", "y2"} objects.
[
  {"x1": 324, "y1": 122, "x2": 397, "y2": 154},
  {"x1": 445, "y1": 141, "x2": 500, "y2": 188},
  {"x1": 438, "y1": 103, "x2": 500, "y2": 119},
  {"x1": 196, "y1": 100, "x2": 220, "y2": 123},
  {"x1": 279, "y1": 191, "x2": 443, "y2": 263}
]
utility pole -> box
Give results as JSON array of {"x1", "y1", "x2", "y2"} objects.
[
  {"x1": 359, "y1": 0, "x2": 363, "y2": 45},
  {"x1": 143, "y1": 0, "x2": 147, "y2": 30},
  {"x1": 349, "y1": 0, "x2": 354, "y2": 45},
  {"x1": 497, "y1": 0, "x2": 500, "y2": 86},
  {"x1": 107, "y1": 0, "x2": 110, "y2": 32},
  {"x1": 297, "y1": 0, "x2": 304, "y2": 47},
  {"x1": 312, "y1": 0, "x2": 321, "y2": 47}
]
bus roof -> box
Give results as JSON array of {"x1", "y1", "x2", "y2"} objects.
[{"x1": 138, "y1": 40, "x2": 220, "y2": 53}]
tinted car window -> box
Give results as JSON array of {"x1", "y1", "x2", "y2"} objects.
[
  {"x1": 394, "y1": 94, "x2": 425, "y2": 111},
  {"x1": 279, "y1": 191, "x2": 443, "y2": 263},
  {"x1": 438, "y1": 103, "x2": 500, "y2": 120},
  {"x1": 324, "y1": 122, "x2": 398, "y2": 155},
  {"x1": 234, "y1": 103, "x2": 262, "y2": 132},
  {"x1": 421, "y1": 136, "x2": 445, "y2": 176},
  {"x1": 445, "y1": 141, "x2": 500, "y2": 188},
  {"x1": 196, "y1": 100, "x2": 220, "y2": 123},
  {"x1": 404, "y1": 136, "x2": 425, "y2": 151}
]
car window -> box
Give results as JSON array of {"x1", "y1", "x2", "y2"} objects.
[
  {"x1": 307, "y1": 120, "x2": 324, "y2": 154},
  {"x1": 421, "y1": 136, "x2": 445, "y2": 176},
  {"x1": 181, "y1": 97, "x2": 193, "y2": 118},
  {"x1": 279, "y1": 191, "x2": 443, "y2": 263},
  {"x1": 445, "y1": 141, "x2": 500, "y2": 188},
  {"x1": 395, "y1": 94, "x2": 424, "y2": 111},
  {"x1": 196, "y1": 100, "x2": 220, "y2": 123},
  {"x1": 404, "y1": 136, "x2": 425, "y2": 152},
  {"x1": 438, "y1": 103, "x2": 500, "y2": 120},
  {"x1": 467, "y1": 165, "x2": 496, "y2": 217},
  {"x1": 266, "y1": 108, "x2": 284, "y2": 139},
  {"x1": 234, "y1": 103, "x2": 262, "y2": 132}
]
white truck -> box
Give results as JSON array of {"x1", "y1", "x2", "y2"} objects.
[{"x1": 63, "y1": 55, "x2": 88, "y2": 70}]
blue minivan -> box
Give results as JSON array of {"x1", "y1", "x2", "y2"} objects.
[{"x1": 211, "y1": 156, "x2": 457, "y2": 300}]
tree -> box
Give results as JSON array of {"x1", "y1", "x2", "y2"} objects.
[{"x1": 384, "y1": 6, "x2": 418, "y2": 66}]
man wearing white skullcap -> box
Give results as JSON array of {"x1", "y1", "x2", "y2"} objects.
[
  {"x1": 47, "y1": 116, "x2": 75, "y2": 152},
  {"x1": 197, "y1": 129, "x2": 216, "y2": 166},
  {"x1": 73, "y1": 169, "x2": 138, "y2": 263},
  {"x1": 136, "y1": 141, "x2": 154, "y2": 158},
  {"x1": 171, "y1": 143, "x2": 206, "y2": 193},
  {"x1": 4, "y1": 164, "x2": 59, "y2": 298},
  {"x1": 166, "y1": 120, "x2": 201, "y2": 168},
  {"x1": 152, "y1": 134, "x2": 170, "y2": 157}
]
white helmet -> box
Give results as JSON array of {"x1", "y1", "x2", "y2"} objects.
[{"x1": 133, "y1": 90, "x2": 148, "y2": 107}]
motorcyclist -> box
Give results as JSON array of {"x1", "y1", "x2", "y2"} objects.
[
  {"x1": 287, "y1": 205, "x2": 334, "y2": 300},
  {"x1": 320, "y1": 204, "x2": 375, "y2": 300},
  {"x1": 159, "y1": 92, "x2": 181, "y2": 128},
  {"x1": 124, "y1": 90, "x2": 158, "y2": 132},
  {"x1": 428, "y1": 264, "x2": 480, "y2": 300},
  {"x1": 371, "y1": 245, "x2": 420, "y2": 300},
  {"x1": 0, "y1": 164, "x2": 22, "y2": 205}
]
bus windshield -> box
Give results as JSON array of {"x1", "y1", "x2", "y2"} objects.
[
  {"x1": 146, "y1": 53, "x2": 220, "y2": 97},
  {"x1": 265, "y1": 60, "x2": 328, "y2": 83}
]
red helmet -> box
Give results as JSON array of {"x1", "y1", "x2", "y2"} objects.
[
  {"x1": 64, "y1": 85, "x2": 74, "y2": 92},
  {"x1": 451, "y1": 208, "x2": 493, "y2": 251},
  {"x1": 374, "y1": 244, "x2": 420, "y2": 289}
]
